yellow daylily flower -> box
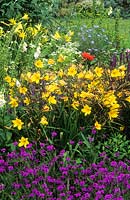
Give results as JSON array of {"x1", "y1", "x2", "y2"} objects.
[
  {"x1": 119, "y1": 65, "x2": 126, "y2": 71},
  {"x1": 48, "y1": 59, "x2": 55, "y2": 65},
  {"x1": 14, "y1": 22, "x2": 23, "y2": 33},
  {"x1": 111, "y1": 69, "x2": 121, "y2": 77},
  {"x1": 71, "y1": 101, "x2": 79, "y2": 110},
  {"x1": 94, "y1": 67, "x2": 104, "y2": 77},
  {"x1": 94, "y1": 121, "x2": 102, "y2": 130},
  {"x1": 22, "y1": 13, "x2": 29, "y2": 20},
  {"x1": 67, "y1": 65, "x2": 77, "y2": 76},
  {"x1": 18, "y1": 136, "x2": 29, "y2": 148},
  {"x1": 19, "y1": 31, "x2": 26, "y2": 39},
  {"x1": 19, "y1": 87, "x2": 27, "y2": 95},
  {"x1": 85, "y1": 71, "x2": 94, "y2": 80},
  {"x1": 108, "y1": 109, "x2": 119, "y2": 120},
  {"x1": 8, "y1": 18, "x2": 16, "y2": 25},
  {"x1": 125, "y1": 96, "x2": 130, "y2": 102},
  {"x1": 31, "y1": 72, "x2": 41, "y2": 84},
  {"x1": 48, "y1": 96, "x2": 57, "y2": 104},
  {"x1": 4, "y1": 76, "x2": 12, "y2": 83},
  {"x1": 12, "y1": 118, "x2": 24, "y2": 130},
  {"x1": 81, "y1": 105, "x2": 91, "y2": 116},
  {"x1": 23, "y1": 97, "x2": 30, "y2": 105},
  {"x1": 9, "y1": 97, "x2": 18, "y2": 108},
  {"x1": 34, "y1": 59, "x2": 43, "y2": 68},
  {"x1": 64, "y1": 35, "x2": 71, "y2": 42},
  {"x1": 35, "y1": 23, "x2": 42, "y2": 31},
  {"x1": 40, "y1": 116, "x2": 48, "y2": 126},
  {"x1": 53, "y1": 31, "x2": 61, "y2": 40}
]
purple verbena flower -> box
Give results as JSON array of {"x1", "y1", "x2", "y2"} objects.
[
  {"x1": 69, "y1": 140, "x2": 75, "y2": 145},
  {"x1": 8, "y1": 165, "x2": 14, "y2": 171},
  {"x1": 92, "y1": 127, "x2": 96, "y2": 134},
  {"x1": 51, "y1": 131, "x2": 57, "y2": 137},
  {"x1": 110, "y1": 161, "x2": 117, "y2": 167},
  {"x1": 104, "y1": 194, "x2": 113, "y2": 200},
  {"x1": 46, "y1": 145, "x2": 55, "y2": 151}
]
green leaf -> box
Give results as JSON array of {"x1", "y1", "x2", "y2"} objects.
[
  {"x1": 6, "y1": 143, "x2": 16, "y2": 151},
  {"x1": 81, "y1": 133, "x2": 91, "y2": 149},
  {"x1": 0, "y1": 128, "x2": 5, "y2": 140},
  {"x1": 76, "y1": 158, "x2": 82, "y2": 164},
  {"x1": 6, "y1": 131, "x2": 12, "y2": 142}
]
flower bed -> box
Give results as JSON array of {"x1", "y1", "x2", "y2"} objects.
[{"x1": 0, "y1": 141, "x2": 130, "y2": 199}]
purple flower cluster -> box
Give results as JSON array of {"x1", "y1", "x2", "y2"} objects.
[{"x1": 0, "y1": 141, "x2": 130, "y2": 199}]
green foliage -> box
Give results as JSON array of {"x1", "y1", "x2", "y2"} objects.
[
  {"x1": 0, "y1": 21, "x2": 47, "y2": 79},
  {"x1": 79, "y1": 132, "x2": 99, "y2": 162},
  {"x1": 104, "y1": 0, "x2": 130, "y2": 19},
  {"x1": 0, "y1": 107, "x2": 15, "y2": 151},
  {"x1": 0, "y1": 0, "x2": 62, "y2": 24},
  {"x1": 0, "y1": 27, "x2": 14, "y2": 87},
  {"x1": 67, "y1": 129, "x2": 130, "y2": 162},
  {"x1": 72, "y1": 0, "x2": 104, "y2": 17},
  {"x1": 100, "y1": 133, "x2": 130, "y2": 160},
  {"x1": 0, "y1": 0, "x2": 26, "y2": 20}
]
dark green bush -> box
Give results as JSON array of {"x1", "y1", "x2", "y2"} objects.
[{"x1": 0, "y1": 0, "x2": 62, "y2": 24}]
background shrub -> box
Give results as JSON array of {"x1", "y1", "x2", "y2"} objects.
[
  {"x1": 0, "y1": 0, "x2": 62, "y2": 24},
  {"x1": 104, "y1": 0, "x2": 130, "y2": 19}
]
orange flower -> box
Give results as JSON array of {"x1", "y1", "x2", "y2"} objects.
[{"x1": 81, "y1": 52, "x2": 95, "y2": 61}]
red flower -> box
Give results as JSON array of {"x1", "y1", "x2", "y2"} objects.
[{"x1": 81, "y1": 52, "x2": 95, "y2": 61}]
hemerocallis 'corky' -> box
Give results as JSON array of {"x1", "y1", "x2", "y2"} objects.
[
  {"x1": 18, "y1": 136, "x2": 29, "y2": 148},
  {"x1": 81, "y1": 52, "x2": 95, "y2": 61},
  {"x1": 12, "y1": 118, "x2": 24, "y2": 130}
]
